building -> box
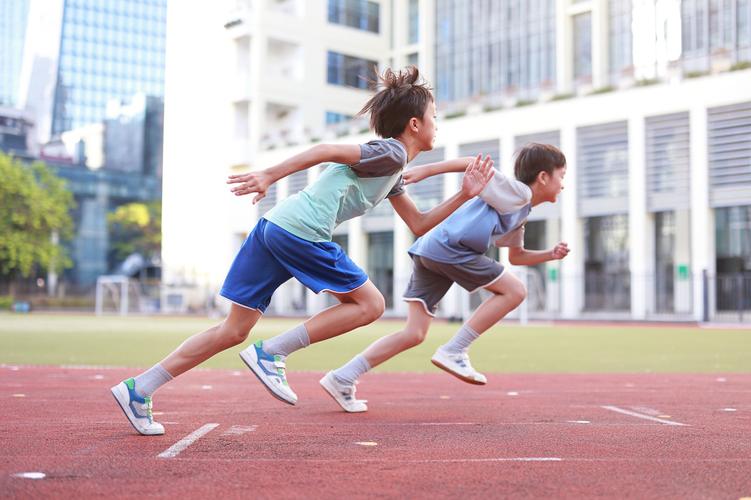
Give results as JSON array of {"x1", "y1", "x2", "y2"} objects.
[
  {"x1": 0, "y1": 0, "x2": 30, "y2": 107},
  {"x1": 163, "y1": 0, "x2": 751, "y2": 321},
  {"x1": 105, "y1": 94, "x2": 164, "y2": 177},
  {"x1": 18, "y1": 0, "x2": 167, "y2": 146}
]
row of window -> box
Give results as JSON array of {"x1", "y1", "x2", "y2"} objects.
[
  {"x1": 435, "y1": 0, "x2": 751, "y2": 104},
  {"x1": 435, "y1": 0, "x2": 557, "y2": 102}
]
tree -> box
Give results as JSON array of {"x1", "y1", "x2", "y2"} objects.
[
  {"x1": 107, "y1": 201, "x2": 161, "y2": 265},
  {"x1": 0, "y1": 153, "x2": 75, "y2": 284}
]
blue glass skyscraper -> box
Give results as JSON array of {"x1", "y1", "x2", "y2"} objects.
[
  {"x1": 51, "y1": 0, "x2": 167, "y2": 136},
  {"x1": 0, "y1": 0, "x2": 30, "y2": 106}
]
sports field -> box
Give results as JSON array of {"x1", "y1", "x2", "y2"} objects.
[
  {"x1": 1, "y1": 313, "x2": 749, "y2": 372},
  {"x1": 2, "y1": 314, "x2": 750, "y2": 499}
]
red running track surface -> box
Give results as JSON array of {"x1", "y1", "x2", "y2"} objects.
[{"x1": 1, "y1": 365, "x2": 750, "y2": 499}]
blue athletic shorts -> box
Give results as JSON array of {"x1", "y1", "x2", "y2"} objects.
[{"x1": 220, "y1": 218, "x2": 368, "y2": 312}]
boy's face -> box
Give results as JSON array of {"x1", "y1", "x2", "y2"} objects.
[
  {"x1": 543, "y1": 164, "x2": 566, "y2": 203},
  {"x1": 416, "y1": 101, "x2": 437, "y2": 151}
]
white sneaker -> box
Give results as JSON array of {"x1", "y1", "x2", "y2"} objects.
[
  {"x1": 111, "y1": 378, "x2": 165, "y2": 435},
  {"x1": 431, "y1": 348, "x2": 487, "y2": 385},
  {"x1": 319, "y1": 371, "x2": 367, "y2": 413},
  {"x1": 240, "y1": 340, "x2": 298, "y2": 405}
]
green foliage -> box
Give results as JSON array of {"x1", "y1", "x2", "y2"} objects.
[
  {"x1": 0, "y1": 295, "x2": 13, "y2": 310},
  {"x1": 635, "y1": 78, "x2": 660, "y2": 87},
  {"x1": 685, "y1": 70, "x2": 709, "y2": 79},
  {"x1": 589, "y1": 85, "x2": 616, "y2": 95},
  {"x1": 550, "y1": 93, "x2": 574, "y2": 101},
  {"x1": 730, "y1": 61, "x2": 751, "y2": 71},
  {"x1": 107, "y1": 201, "x2": 161, "y2": 263},
  {"x1": 0, "y1": 153, "x2": 74, "y2": 279},
  {"x1": 482, "y1": 104, "x2": 504, "y2": 113},
  {"x1": 444, "y1": 110, "x2": 467, "y2": 119}
]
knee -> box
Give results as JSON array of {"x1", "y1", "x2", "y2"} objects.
[
  {"x1": 510, "y1": 283, "x2": 527, "y2": 306},
  {"x1": 401, "y1": 326, "x2": 428, "y2": 348},
  {"x1": 220, "y1": 323, "x2": 251, "y2": 347},
  {"x1": 359, "y1": 294, "x2": 386, "y2": 323}
]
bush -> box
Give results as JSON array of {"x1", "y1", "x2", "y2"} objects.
[
  {"x1": 730, "y1": 61, "x2": 751, "y2": 71},
  {"x1": 29, "y1": 296, "x2": 95, "y2": 310},
  {"x1": 0, "y1": 295, "x2": 13, "y2": 310}
]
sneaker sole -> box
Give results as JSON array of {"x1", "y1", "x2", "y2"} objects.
[
  {"x1": 110, "y1": 385, "x2": 164, "y2": 436},
  {"x1": 319, "y1": 376, "x2": 367, "y2": 413},
  {"x1": 430, "y1": 358, "x2": 487, "y2": 386},
  {"x1": 239, "y1": 351, "x2": 296, "y2": 406}
]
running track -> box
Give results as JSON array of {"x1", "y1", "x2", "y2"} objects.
[{"x1": 1, "y1": 365, "x2": 750, "y2": 499}]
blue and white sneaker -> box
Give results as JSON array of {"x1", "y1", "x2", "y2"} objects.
[
  {"x1": 239, "y1": 340, "x2": 297, "y2": 405},
  {"x1": 320, "y1": 371, "x2": 367, "y2": 413},
  {"x1": 431, "y1": 348, "x2": 487, "y2": 385},
  {"x1": 110, "y1": 378, "x2": 165, "y2": 435}
]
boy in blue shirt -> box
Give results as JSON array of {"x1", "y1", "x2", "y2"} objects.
[
  {"x1": 110, "y1": 66, "x2": 494, "y2": 435},
  {"x1": 322, "y1": 143, "x2": 570, "y2": 412}
]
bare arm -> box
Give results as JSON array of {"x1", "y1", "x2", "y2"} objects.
[
  {"x1": 403, "y1": 155, "x2": 483, "y2": 185},
  {"x1": 508, "y1": 242, "x2": 570, "y2": 266},
  {"x1": 390, "y1": 155, "x2": 494, "y2": 236},
  {"x1": 226, "y1": 144, "x2": 361, "y2": 203}
]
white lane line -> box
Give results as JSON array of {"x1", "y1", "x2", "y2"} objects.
[
  {"x1": 221, "y1": 425, "x2": 257, "y2": 436},
  {"x1": 158, "y1": 423, "x2": 219, "y2": 458},
  {"x1": 418, "y1": 422, "x2": 478, "y2": 426},
  {"x1": 601, "y1": 406, "x2": 688, "y2": 426}
]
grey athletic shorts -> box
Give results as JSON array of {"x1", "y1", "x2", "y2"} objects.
[{"x1": 403, "y1": 254, "x2": 505, "y2": 316}]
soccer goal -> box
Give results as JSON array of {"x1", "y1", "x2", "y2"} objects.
[{"x1": 94, "y1": 275, "x2": 145, "y2": 315}]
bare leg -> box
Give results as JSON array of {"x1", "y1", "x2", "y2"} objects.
[
  {"x1": 303, "y1": 280, "x2": 385, "y2": 344},
  {"x1": 465, "y1": 272, "x2": 527, "y2": 334},
  {"x1": 360, "y1": 301, "x2": 433, "y2": 367},
  {"x1": 161, "y1": 303, "x2": 262, "y2": 377}
]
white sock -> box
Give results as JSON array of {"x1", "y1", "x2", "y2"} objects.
[
  {"x1": 442, "y1": 324, "x2": 480, "y2": 353},
  {"x1": 263, "y1": 323, "x2": 310, "y2": 357},
  {"x1": 133, "y1": 363, "x2": 173, "y2": 397},
  {"x1": 332, "y1": 354, "x2": 371, "y2": 385}
]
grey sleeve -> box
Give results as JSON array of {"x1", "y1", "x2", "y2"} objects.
[
  {"x1": 351, "y1": 139, "x2": 408, "y2": 177},
  {"x1": 386, "y1": 175, "x2": 405, "y2": 198},
  {"x1": 494, "y1": 225, "x2": 525, "y2": 248}
]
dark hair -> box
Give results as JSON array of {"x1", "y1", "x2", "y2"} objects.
[
  {"x1": 514, "y1": 143, "x2": 566, "y2": 186},
  {"x1": 357, "y1": 65, "x2": 434, "y2": 138}
]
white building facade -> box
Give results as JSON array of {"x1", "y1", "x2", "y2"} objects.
[{"x1": 163, "y1": 0, "x2": 751, "y2": 321}]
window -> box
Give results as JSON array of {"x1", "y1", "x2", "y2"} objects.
[
  {"x1": 367, "y1": 231, "x2": 394, "y2": 308},
  {"x1": 327, "y1": 51, "x2": 377, "y2": 89},
  {"x1": 584, "y1": 215, "x2": 631, "y2": 311},
  {"x1": 715, "y1": 205, "x2": 751, "y2": 311},
  {"x1": 573, "y1": 12, "x2": 592, "y2": 81},
  {"x1": 609, "y1": 0, "x2": 633, "y2": 80},
  {"x1": 408, "y1": 0, "x2": 419, "y2": 43},
  {"x1": 325, "y1": 111, "x2": 353, "y2": 125},
  {"x1": 434, "y1": 0, "x2": 556, "y2": 103},
  {"x1": 328, "y1": 0, "x2": 380, "y2": 33}
]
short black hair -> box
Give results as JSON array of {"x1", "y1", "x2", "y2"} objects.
[
  {"x1": 357, "y1": 65, "x2": 434, "y2": 138},
  {"x1": 514, "y1": 143, "x2": 566, "y2": 186}
]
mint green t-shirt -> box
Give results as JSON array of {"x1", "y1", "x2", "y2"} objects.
[{"x1": 265, "y1": 138, "x2": 408, "y2": 242}]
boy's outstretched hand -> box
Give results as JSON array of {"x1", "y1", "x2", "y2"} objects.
[
  {"x1": 403, "y1": 165, "x2": 428, "y2": 185},
  {"x1": 226, "y1": 170, "x2": 273, "y2": 204},
  {"x1": 550, "y1": 242, "x2": 570, "y2": 260},
  {"x1": 460, "y1": 154, "x2": 494, "y2": 198}
]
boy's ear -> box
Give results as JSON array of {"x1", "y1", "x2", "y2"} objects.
[
  {"x1": 409, "y1": 116, "x2": 419, "y2": 132},
  {"x1": 537, "y1": 170, "x2": 548, "y2": 185}
]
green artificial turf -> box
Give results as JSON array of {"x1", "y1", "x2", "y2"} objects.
[{"x1": 0, "y1": 313, "x2": 748, "y2": 373}]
